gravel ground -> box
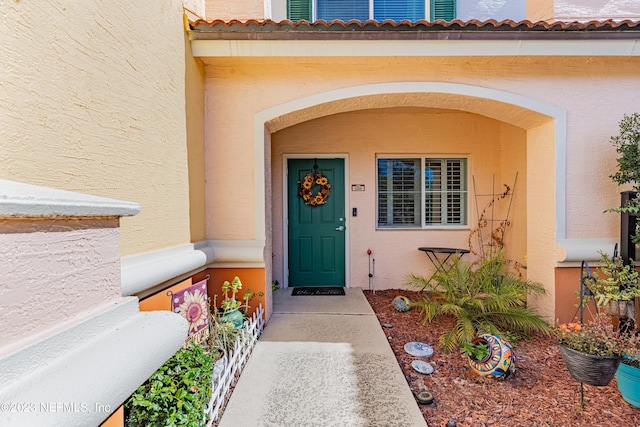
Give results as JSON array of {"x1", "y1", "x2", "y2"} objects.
[{"x1": 364, "y1": 289, "x2": 640, "y2": 427}]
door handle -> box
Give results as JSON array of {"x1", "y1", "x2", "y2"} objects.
[{"x1": 335, "y1": 225, "x2": 345, "y2": 232}]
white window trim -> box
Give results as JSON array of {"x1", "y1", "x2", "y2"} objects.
[{"x1": 375, "y1": 154, "x2": 469, "y2": 230}]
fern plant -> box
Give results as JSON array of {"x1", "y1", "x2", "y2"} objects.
[{"x1": 406, "y1": 251, "x2": 550, "y2": 352}]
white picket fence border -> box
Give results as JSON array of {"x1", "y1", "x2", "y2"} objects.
[{"x1": 205, "y1": 303, "x2": 265, "y2": 426}]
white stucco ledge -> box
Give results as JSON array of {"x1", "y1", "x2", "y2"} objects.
[
  {"x1": 0, "y1": 179, "x2": 140, "y2": 217},
  {"x1": 0, "y1": 297, "x2": 188, "y2": 426},
  {"x1": 557, "y1": 238, "x2": 618, "y2": 265},
  {"x1": 121, "y1": 240, "x2": 265, "y2": 297},
  {"x1": 121, "y1": 243, "x2": 217, "y2": 297}
]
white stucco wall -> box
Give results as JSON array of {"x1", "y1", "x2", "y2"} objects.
[
  {"x1": 1, "y1": 0, "x2": 191, "y2": 257},
  {"x1": 458, "y1": 0, "x2": 527, "y2": 22},
  {"x1": 555, "y1": 0, "x2": 640, "y2": 21}
]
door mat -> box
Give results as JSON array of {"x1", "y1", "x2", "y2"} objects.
[{"x1": 291, "y1": 287, "x2": 345, "y2": 296}]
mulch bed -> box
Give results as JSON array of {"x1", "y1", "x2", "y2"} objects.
[{"x1": 364, "y1": 289, "x2": 640, "y2": 427}]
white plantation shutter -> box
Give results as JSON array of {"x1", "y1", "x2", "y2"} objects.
[
  {"x1": 445, "y1": 159, "x2": 466, "y2": 224},
  {"x1": 378, "y1": 157, "x2": 467, "y2": 228},
  {"x1": 377, "y1": 159, "x2": 420, "y2": 227},
  {"x1": 424, "y1": 160, "x2": 442, "y2": 224}
]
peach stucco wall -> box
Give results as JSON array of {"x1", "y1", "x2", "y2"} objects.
[
  {"x1": 0, "y1": 218, "x2": 121, "y2": 355},
  {"x1": 206, "y1": 0, "x2": 265, "y2": 20},
  {"x1": 271, "y1": 108, "x2": 527, "y2": 290},
  {"x1": 185, "y1": 35, "x2": 208, "y2": 243},
  {"x1": 203, "y1": 56, "x2": 640, "y2": 242},
  {"x1": 1, "y1": 0, "x2": 192, "y2": 257},
  {"x1": 203, "y1": 55, "x2": 640, "y2": 320}
]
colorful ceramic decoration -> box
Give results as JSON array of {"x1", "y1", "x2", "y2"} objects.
[
  {"x1": 392, "y1": 295, "x2": 411, "y2": 312},
  {"x1": 411, "y1": 360, "x2": 434, "y2": 375},
  {"x1": 404, "y1": 341, "x2": 434, "y2": 358},
  {"x1": 467, "y1": 334, "x2": 516, "y2": 379}
]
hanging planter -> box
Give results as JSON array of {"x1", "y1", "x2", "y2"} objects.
[
  {"x1": 601, "y1": 300, "x2": 634, "y2": 318},
  {"x1": 466, "y1": 334, "x2": 516, "y2": 380},
  {"x1": 558, "y1": 344, "x2": 621, "y2": 386}
]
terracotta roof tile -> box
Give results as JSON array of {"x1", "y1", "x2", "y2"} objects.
[{"x1": 190, "y1": 18, "x2": 640, "y2": 40}]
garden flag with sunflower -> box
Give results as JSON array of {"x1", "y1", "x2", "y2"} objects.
[{"x1": 172, "y1": 279, "x2": 209, "y2": 344}]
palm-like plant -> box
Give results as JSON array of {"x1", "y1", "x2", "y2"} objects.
[{"x1": 406, "y1": 251, "x2": 550, "y2": 352}]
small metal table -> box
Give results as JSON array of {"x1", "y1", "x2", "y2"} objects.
[{"x1": 417, "y1": 247, "x2": 470, "y2": 284}]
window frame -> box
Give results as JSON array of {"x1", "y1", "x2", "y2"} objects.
[
  {"x1": 376, "y1": 155, "x2": 469, "y2": 230},
  {"x1": 287, "y1": 0, "x2": 456, "y2": 22}
]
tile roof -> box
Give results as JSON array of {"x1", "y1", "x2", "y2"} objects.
[{"x1": 190, "y1": 19, "x2": 640, "y2": 40}]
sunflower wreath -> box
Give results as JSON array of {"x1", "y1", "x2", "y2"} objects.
[{"x1": 299, "y1": 173, "x2": 331, "y2": 206}]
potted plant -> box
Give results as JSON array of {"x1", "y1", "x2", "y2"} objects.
[
  {"x1": 218, "y1": 276, "x2": 264, "y2": 328},
  {"x1": 554, "y1": 315, "x2": 636, "y2": 386},
  {"x1": 219, "y1": 276, "x2": 245, "y2": 327},
  {"x1": 588, "y1": 251, "x2": 640, "y2": 318},
  {"x1": 463, "y1": 334, "x2": 516, "y2": 379},
  {"x1": 617, "y1": 353, "x2": 640, "y2": 408}
]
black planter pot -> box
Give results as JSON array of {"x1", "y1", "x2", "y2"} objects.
[{"x1": 559, "y1": 344, "x2": 621, "y2": 387}]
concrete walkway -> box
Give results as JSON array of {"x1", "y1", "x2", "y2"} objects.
[{"x1": 218, "y1": 287, "x2": 428, "y2": 427}]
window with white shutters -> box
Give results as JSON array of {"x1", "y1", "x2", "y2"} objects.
[{"x1": 377, "y1": 157, "x2": 467, "y2": 228}]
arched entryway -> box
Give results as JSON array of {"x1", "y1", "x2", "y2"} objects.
[{"x1": 254, "y1": 82, "x2": 566, "y2": 321}]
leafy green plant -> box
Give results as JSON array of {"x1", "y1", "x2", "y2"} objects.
[
  {"x1": 554, "y1": 315, "x2": 639, "y2": 358},
  {"x1": 240, "y1": 288, "x2": 264, "y2": 314},
  {"x1": 607, "y1": 113, "x2": 640, "y2": 242},
  {"x1": 588, "y1": 251, "x2": 640, "y2": 306},
  {"x1": 623, "y1": 355, "x2": 640, "y2": 369},
  {"x1": 220, "y1": 276, "x2": 243, "y2": 312},
  {"x1": 272, "y1": 280, "x2": 280, "y2": 291},
  {"x1": 220, "y1": 276, "x2": 264, "y2": 314},
  {"x1": 462, "y1": 341, "x2": 489, "y2": 361},
  {"x1": 125, "y1": 343, "x2": 216, "y2": 427},
  {"x1": 406, "y1": 251, "x2": 550, "y2": 352},
  {"x1": 209, "y1": 295, "x2": 244, "y2": 353}
]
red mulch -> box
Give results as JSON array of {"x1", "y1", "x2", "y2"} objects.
[{"x1": 364, "y1": 290, "x2": 640, "y2": 427}]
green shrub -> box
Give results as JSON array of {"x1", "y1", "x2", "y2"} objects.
[
  {"x1": 125, "y1": 343, "x2": 216, "y2": 427},
  {"x1": 406, "y1": 251, "x2": 550, "y2": 352}
]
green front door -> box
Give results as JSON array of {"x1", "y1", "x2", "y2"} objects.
[{"x1": 288, "y1": 158, "x2": 345, "y2": 287}]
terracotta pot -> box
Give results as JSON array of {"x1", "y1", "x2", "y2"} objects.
[{"x1": 558, "y1": 344, "x2": 621, "y2": 386}]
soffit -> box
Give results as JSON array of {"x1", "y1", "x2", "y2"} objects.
[
  {"x1": 190, "y1": 18, "x2": 640, "y2": 41},
  {"x1": 189, "y1": 19, "x2": 640, "y2": 57}
]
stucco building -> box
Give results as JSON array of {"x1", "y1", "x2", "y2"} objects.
[{"x1": 2, "y1": 0, "x2": 640, "y2": 424}]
